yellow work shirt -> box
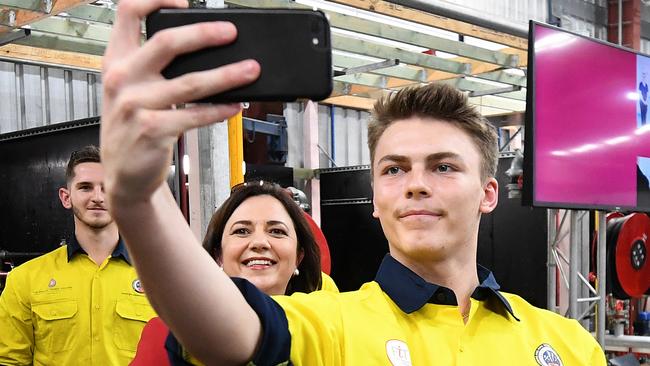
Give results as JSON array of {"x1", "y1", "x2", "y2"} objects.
[
  {"x1": 319, "y1": 272, "x2": 339, "y2": 293},
  {"x1": 0, "y1": 238, "x2": 157, "y2": 366},
  {"x1": 241, "y1": 254, "x2": 606, "y2": 366},
  {"x1": 166, "y1": 272, "x2": 339, "y2": 366}
]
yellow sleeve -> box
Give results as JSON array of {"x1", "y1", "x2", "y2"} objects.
[
  {"x1": 319, "y1": 272, "x2": 339, "y2": 293},
  {"x1": 0, "y1": 269, "x2": 34, "y2": 365},
  {"x1": 587, "y1": 340, "x2": 607, "y2": 366},
  {"x1": 274, "y1": 291, "x2": 344, "y2": 366}
]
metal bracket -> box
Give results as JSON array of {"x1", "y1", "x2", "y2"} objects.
[
  {"x1": 341, "y1": 59, "x2": 399, "y2": 75},
  {"x1": 0, "y1": 9, "x2": 16, "y2": 27},
  {"x1": 469, "y1": 85, "x2": 521, "y2": 98},
  {"x1": 0, "y1": 28, "x2": 30, "y2": 47}
]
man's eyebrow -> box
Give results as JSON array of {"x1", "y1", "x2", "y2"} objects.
[
  {"x1": 425, "y1": 152, "x2": 463, "y2": 163},
  {"x1": 377, "y1": 152, "x2": 464, "y2": 165},
  {"x1": 376, "y1": 154, "x2": 410, "y2": 165}
]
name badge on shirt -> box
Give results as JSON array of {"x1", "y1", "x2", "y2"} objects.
[
  {"x1": 386, "y1": 339, "x2": 412, "y2": 366},
  {"x1": 534, "y1": 343, "x2": 563, "y2": 366},
  {"x1": 132, "y1": 279, "x2": 144, "y2": 293}
]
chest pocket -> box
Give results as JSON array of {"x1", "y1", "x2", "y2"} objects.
[
  {"x1": 32, "y1": 300, "x2": 78, "y2": 353},
  {"x1": 113, "y1": 297, "x2": 157, "y2": 352}
]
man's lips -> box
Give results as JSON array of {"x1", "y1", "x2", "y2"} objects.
[{"x1": 398, "y1": 209, "x2": 442, "y2": 218}]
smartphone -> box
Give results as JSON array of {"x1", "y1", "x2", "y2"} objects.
[{"x1": 145, "y1": 8, "x2": 332, "y2": 103}]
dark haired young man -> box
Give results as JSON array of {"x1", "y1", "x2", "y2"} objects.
[
  {"x1": 99, "y1": 1, "x2": 606, "y2": 365},
  {"x1": 0, "y1": 145, "x2": 156, "y2": 365}
]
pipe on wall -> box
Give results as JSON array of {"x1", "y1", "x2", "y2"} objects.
[{"x1": 384, "y1": 0, "x2": 529, "y2": 38}]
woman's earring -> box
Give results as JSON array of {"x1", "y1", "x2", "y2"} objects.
[{"x1": 293, "y1": 268, "x2": 300, "y2": 276}]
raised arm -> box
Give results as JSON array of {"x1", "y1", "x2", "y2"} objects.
[{"x1": 100, "y1": 1, "x2": 262, "y2": 364}]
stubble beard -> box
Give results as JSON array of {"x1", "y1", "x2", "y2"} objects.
[{"x1": 72, "y1": 205, "x2": 113, "y2": 230}]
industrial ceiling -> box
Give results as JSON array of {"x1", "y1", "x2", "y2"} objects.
[{"x1": 0, "y1": 0, "x2": 529, "y2": 116}]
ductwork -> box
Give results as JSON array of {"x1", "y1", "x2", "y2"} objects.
[{"x1": 384, "y1": 0, "x2": 529, "y2": 38}]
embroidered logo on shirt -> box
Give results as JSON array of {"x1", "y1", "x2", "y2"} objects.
[
  {"x1": 386, "y1": 339, "x2": 412, "y2": 366},
  {"x1": 132, "y1": 279, "x2": 144, "y2": 293},
  {"x1": 48, "y1": 278, "x2": 56, "y2": 288},
  {"x1": 534, "y1": 343, "x2": 563, "y2": 366}
]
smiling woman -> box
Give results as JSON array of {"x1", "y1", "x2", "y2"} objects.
[
  {"x1": 130, "y1": 181, "x2": 328, "y2": 366},
  {"x1": 204, "y1": 181, "x2": 322, "y2": 295}
]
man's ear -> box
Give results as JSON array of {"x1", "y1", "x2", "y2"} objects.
[
  {"x1": 372, "y1": 193, "x2": 379, "y2": 218},
  {"x1": 59, "y1": 187, "x2": 72, "y2": 209},
  {"x1": 479, "y1": 177, "x2": 498, "y2": 214}
]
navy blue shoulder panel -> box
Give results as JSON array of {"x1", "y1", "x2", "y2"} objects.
[
  {"x1": 164, "y1": 277, "x2": 292, "y2": 366},
  {"x1": 231, "y1": 277, "x2": 292, "y2": 366}
]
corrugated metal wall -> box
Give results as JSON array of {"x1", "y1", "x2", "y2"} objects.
[
  {"x1": 285, "y1": 102, "x2": 371, "y2": 169},
  {"x1": 0, "y1": 60, "x2": 101, "y2": 134}
]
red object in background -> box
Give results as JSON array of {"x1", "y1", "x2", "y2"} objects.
[
  {"x1": 303, "y1": 212, "x2": 331, "y2": 275},
  {"x1": 129, "y1": 317, "x2": 171, "y2": 366},
  {"x1": 616, "y1": 300, "x2": 625, "y2": 313},
  {"x1": 614, "y1": 213, "x2": 650, "y2": 298}
]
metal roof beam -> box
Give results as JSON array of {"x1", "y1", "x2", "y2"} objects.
[
  {"x1": 328, "y1": 0, "x2": 528, "y2": 50},
  {"x1": 326, "y1": 12, "x2": 518, "y2": 68},
  {"x1": 28, "y1": 15, "x2": 111, "y2": 42},
  {"x1": 333, "y1": 52, "x2": 427, "y2": 82},
  {"x1": 335, "y1": 73, "x2": 388, "y2": 89},
  {"x1": 341, "y1": 58, "x2": 398, "y2": 75},
  {"x1": 333, "y1": 33, "x2": 471, "y2": 75},
  {"x1": 0, "y1": 0, "x2": 53, "y2": 13},
  {"x1": 225, "y1": 0, "x2": 518, "y2": 68},
  {"x1": 13, "y1": 30, "x2": 106, "y2": 55},
  {"x1": 65, "y1": 4, "x2": 114, "y2": 25},
  {"x1": 473, "y1": 69, "x2": 527, "y2": 87},
  {"x1": 0, "y1": 27, "x2": 29, "y2": 46},
  {"x1": 0, "y1": 0, "x2": 93, "y2": 32},
  {"x1": 469, "y1": 95, "x2": 526, "y2": 112}
]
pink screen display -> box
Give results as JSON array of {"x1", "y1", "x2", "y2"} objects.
[{"x1": 532, "y1": 23, "x2": 650, "y2": 210}]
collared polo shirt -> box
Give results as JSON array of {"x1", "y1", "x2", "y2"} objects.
[
  {"x1": 0, "y1": 236, "x2": 157, "y2": 366},
  {"x1": 230, "y1": 254, "x2": 606, "y2": 366}
]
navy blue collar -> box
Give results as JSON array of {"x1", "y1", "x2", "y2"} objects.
[
  {"x1": 375, "y1": 254, "x2": 518, "y2": 320},
  {"x1": 66, "y1": 235, "x2": 131, "y2": 264}
]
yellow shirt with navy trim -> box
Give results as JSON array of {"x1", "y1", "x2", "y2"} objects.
[
  {"x1": 239, "y1": 254, "x2": 606, "y2": 366},
  {"x1": 166, "y1": 272, "x2": 339, "y2": 366},
  {"x1": 0, "y1": 239, "x2": 157, "y2": 366}
]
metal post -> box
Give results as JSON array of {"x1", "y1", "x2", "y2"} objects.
[
  {"x1": 40, "y1": 66, "x2": 50, "y2": 125},
  {"x1": 14, "y1": 63, "x2": 26, "y2": 130},
  {"x1": 87, "y1": 73, "x2": 97, "y2": 117},
  {"x1": 64, "y1": 69, "x2": 74, "y2": 120},
  {"x1": 304, "y1": 101, "x2": 320, "y2": 225},
  {"x1": 618, "y1": 0, "x2": 622, "y2": 46},
  {"x1": 547, "y1": 209, "x2": 558, "y2": 312},
  {"x1": 569, "y1": 210, "x2": 579, "y2": 319},
  {"x1": 580, "y1": 211, "x2": 591, "y2": 329},
  {"x1": 597, "y1": 211, "x2": 607, "y2": 348}
]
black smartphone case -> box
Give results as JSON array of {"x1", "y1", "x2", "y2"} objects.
[{"x1": 145, "y1": 8, "x2": 332, "y2": 103}]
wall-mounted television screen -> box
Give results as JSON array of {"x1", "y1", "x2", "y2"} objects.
[{"x1": 523, "y1": 21, "x2": 650, "y2": 212}]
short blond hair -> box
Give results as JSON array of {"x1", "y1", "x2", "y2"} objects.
[{"x1": 368, "y1": 83, "x2": 498, "y2": 181}]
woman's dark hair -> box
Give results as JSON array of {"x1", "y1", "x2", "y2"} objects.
[{"x1": 203, "y1": 181, "x2": 322, "y2": 294}]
